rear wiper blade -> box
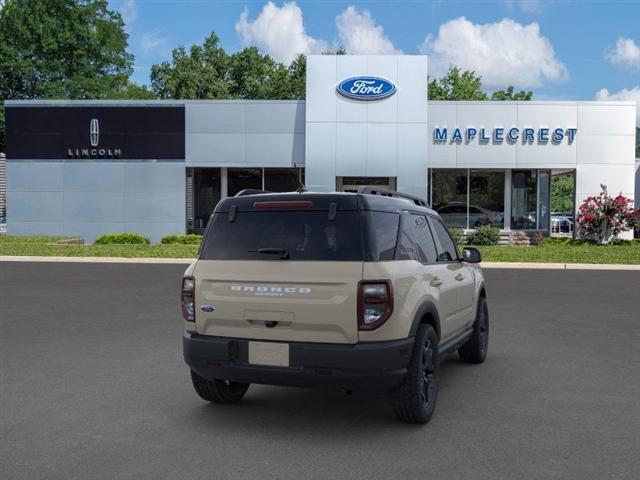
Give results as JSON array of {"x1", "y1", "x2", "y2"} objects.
[{"x1": 249, "y1": 247, "x2": 290, "y2": 259}]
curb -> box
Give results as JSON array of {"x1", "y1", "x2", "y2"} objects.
[
  {"x1": 1, "y1": 256, "x2": 639, "y2": 270},
  {"x1": 481, "y1": 262, "x2": 640, "y2": 270},
  {"x1": 0, "y1": 255, "x2": 193, "y2": 264}
]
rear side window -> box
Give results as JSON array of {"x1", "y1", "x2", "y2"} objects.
[
  {"x1": 429, "y1": 217, "x2": 459, "y2": 262},
  {"x1": 200, "y1": 211, "x2": 363, "y2": 261},
  {"x1": 362, "y1": 211, "x2": 400, "y2": 261},
  {"x1": 396, "y1": 214, "x2": 438, "y2": 263}
]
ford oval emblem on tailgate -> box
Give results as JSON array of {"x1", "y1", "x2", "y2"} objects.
[
  {"x1": 200, "y1": 304, "x2": 216, "y2": 312},
  {"x1": 337, "y1": 76, "x2": 397, "y2": 101}
]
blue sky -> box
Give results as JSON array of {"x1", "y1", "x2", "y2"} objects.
[{"x1": 113, "y1": 0, "x2": 639, "y2": 121}]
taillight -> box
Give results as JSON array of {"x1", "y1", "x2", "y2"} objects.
[
  {"x1": 181, "y1": 276, "x2": 195, "y2": 322},
  {"x1": 358, "y1": 280, "x2": 393, "y2": 331}
]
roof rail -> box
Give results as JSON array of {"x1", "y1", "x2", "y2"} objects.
[
  {"x1": 234, "y1": 189, "x2": 272, "y2": 197},
  {"x1": 357, "y1": 186, "x2": 430, "y2": 208}
]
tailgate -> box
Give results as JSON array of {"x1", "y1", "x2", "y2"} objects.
[{"x1": 194, "y1": 260, "x2": 363, "y2": 344}]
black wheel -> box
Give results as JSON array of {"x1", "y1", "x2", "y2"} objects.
[
  {"x1": 391, "y1": 324, "x2": 439, "y2": 424},
  {"x1": 458, "y1": 296, "x2": 489, "y2": 364},
  {"x1": 190, "y1": 370, "x2": 250, "y2": 404}
]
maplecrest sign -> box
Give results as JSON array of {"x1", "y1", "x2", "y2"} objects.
[{"x1": 433, "y1": 127, "x2": 577, "y2": 144}]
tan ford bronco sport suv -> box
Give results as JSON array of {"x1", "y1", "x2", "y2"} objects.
[{"x1": 182, "y1": 187, "x2": 488, "y2": 424}]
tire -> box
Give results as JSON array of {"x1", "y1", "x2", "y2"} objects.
[
  {"x1": 391, "y1": 324, "x2": 439, "y2": 424},
  {"x1": 458, "y1": 296, "x2": 489, "y2": 364},
  {"x1": 190, "y1": 370, "x2": 250, "y2": 404}
]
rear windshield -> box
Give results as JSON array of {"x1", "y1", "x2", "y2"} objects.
[{"x1": 200, "y1": 211, "x2": 363, "y2": 261}]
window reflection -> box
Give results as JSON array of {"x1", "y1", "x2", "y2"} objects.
[{"x1": 430, "y1": 169, "x2": 505, "y2": 229}]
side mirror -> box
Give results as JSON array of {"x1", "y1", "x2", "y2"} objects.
[{"x1": 462, "y1": 247, "x2": 482, "y2": 263}]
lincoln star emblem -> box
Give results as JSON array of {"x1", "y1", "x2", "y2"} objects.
[{"x1": 90, "y1": 118, "x2": 99, "y2": 147}]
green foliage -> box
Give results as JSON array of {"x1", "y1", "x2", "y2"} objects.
[
  {"x1": 0, "y1": 0, "x2": 138, "y2": 151},
  {"x1": 428, "y1": 67, "x2": 487, "y2": 101},
  {"x1": 551, "y1": 174, "x2": 575, "y2": 213},
  {"x1": 466, "y1": 225, "x2": 501, "y2": 246},
  {"x1": 150, "y1": 33, "x2": 308, "y2": 100},
  {"x1": 490, "y1": 86, "x2": 533, "y2": 101},
  {"x1": 0, "y1": 0, "x2": 133, "y2": 99},
  {"x1": 0, "y1": 104, "x2": 4, "y2": 153},
  {"x1": 95, "y1": 233, "x2": 150, "y2": 245},
  {"x1": 447, "y1": 227, "x2": 464, "y2": 245},
  {"x1": 160, "y1": 234, "x2": 202, "y2": 245},
  {"x1": 428, "y1": 66, "x2": 533, "y2": 102}
]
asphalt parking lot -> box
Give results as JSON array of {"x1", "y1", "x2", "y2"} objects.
[{"x1": 1, "y1": 262, "x2": 639, "y2": 480}]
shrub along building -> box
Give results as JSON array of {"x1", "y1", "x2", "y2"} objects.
[{"x1": 3, "y1": 55, "x2": 638, "y2": 242}]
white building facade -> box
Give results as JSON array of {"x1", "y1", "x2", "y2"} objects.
[{"x1": 3, "y1": 54, "x2": 637, "y2": 241}]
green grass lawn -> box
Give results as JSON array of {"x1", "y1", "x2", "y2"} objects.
[
  {"x1": 1, "y1": 235, "x2": 639, "y2": 264},
  {"x1": 477, "y1": 242, "x2": 640, "y2": 264},
  {"x1": 0, "y1": 236, "x2": 199, "y2": 258}
]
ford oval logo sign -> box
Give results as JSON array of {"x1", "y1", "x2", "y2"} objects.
[{"x1": 337, "y1": 76, "x2": 397, "y2": 101}]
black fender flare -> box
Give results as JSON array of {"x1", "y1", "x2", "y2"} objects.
[{"x1": 409, "y1": 301, "x2": 441, "y2": 340}]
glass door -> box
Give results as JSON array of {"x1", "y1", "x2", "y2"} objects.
[
  {"x1": 510, "y1": 169, "x2": 551, "y2": 231},
  {"x1": 511, "y1": 170, "x2": 537, "y2": 230},
  {"x1": 336, "y1": 176, "x2": 396, "y2": 193}
]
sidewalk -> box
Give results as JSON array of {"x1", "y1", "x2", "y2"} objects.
[{"x1": 2, "y1": 255, "x2": 639, "y2": 270}]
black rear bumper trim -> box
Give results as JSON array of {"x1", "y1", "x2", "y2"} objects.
[{"x1": 183, "y1": 331, "x2": 413, "y2": 393}]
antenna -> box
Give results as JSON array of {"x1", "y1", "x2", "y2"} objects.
[{"x1": 293, "y1": 162, "x2": 307, "y2": 193}]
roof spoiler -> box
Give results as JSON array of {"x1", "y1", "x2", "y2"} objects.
[
  {"x1": 234, "y1": 189, "x2": 272, "y2": 197},
  {"x1": 357, "y1": 186, "x2": 430, "y2": 208}
]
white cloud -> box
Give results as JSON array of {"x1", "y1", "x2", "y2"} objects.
[
  {"x1": 119, "y1": 0, "x2": 138, "y2": 33},
  {"x1": 335, "y1": 6, "x2": 401, "y2": 55},
  {"x1": 504, "y1": 0, "x2": 542, "y2": 14},
  {"x1": 140, "y1": 30, "x2": 167, "y2": 56},
  {"x1": 595, "y1": 87, "x2": 640, "y2": 125},
  {"x1": 420, "y1": 17, "x2": 568, "y2": 89},
  {"x1": 605, "y1": 37, "x2": 640, "y2": 70},
  {"x1": 235, "y1": 1, "x2": 327, "y2": 64}
]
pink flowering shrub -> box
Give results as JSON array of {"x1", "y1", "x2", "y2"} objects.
[{"x1": 577, "y1": 185, "x2": 639, "y2": 243}]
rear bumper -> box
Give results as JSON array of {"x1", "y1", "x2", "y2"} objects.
[{"x1": 183, "y1": 331, "x2": 413, "y2": 393}]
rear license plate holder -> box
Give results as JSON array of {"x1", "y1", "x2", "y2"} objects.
[{"x1": 248, "y1": 341, "x2": 290, "y2": 367}]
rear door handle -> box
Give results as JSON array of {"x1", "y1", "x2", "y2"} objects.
[
  {"x1": 455, "y1": 273, "x2": 465, "y2": 281},
  {"x1": 430, "y1": 278, "x2": 443, "y2": 287}
]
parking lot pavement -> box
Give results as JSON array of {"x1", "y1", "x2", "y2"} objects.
[{"x1": 1, "y1": 263, "x2": 639, "y2": 480}]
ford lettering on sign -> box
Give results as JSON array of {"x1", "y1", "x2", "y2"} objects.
[{"x1": 337, "y1": 77, "x2": 397, "y2": 100}]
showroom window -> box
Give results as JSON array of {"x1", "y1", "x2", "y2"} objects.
[
  {"x1": 429, "y1": 168, "x2": 551, "y2": 231},
  {"x1": 469, "y1": 170, "x2": 505, "y2": 228},
  {"x1": 429, "y1": 169, "x2": 468, "y2": 228},
  {"x1": 228, "y1": 168, "x2": 263, "y2": 196},
  {"x1": 428, "y1": 169, "x2": 504, "y2": 230},
  {"x1": 228, "y1": 167, "x2": 304, "y2": 196},
  {"x1": 264, "y1": 168, "x2": 304, "y2": 192}
]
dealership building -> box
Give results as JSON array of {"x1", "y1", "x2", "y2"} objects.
[{"x1": 3, "y1": 55, "x2": 638, "y2": 242}]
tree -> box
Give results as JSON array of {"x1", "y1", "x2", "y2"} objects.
[
  {"x1": 0, "y1": 0, "x2": 133, "y2": 99},
  {"x1": 288, "y1": 54, "x2": 306, "y2": 100},
  {"x1": 428, "y1": 66, "x2": 533, "y2": 102},
  {"x1": 428, "y1": 67, "x2": 487, "y2": 101},
  {"x1": 150, "y1": 33, "x2": 230, "y2": 99},
  {"x1": 150, "y1": 33, "x2": 309, "y2": 100},
  {"x1": 491, "y1": 86, "x2": 533, "y2": 101},
  {"x1": 551, "y1": 174, "x2": 575, "y2": 213},
  {"x1": 0, "y1": 0, "x2": 138, "y2": 151}
]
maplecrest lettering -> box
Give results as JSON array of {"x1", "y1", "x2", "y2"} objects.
[{"x1": 433, "y1": 127, "x2": 577, "y2": 145}]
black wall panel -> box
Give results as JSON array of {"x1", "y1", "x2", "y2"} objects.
[{"x1": 6, "y1": 106, "x2": 185, "y2": 159}]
